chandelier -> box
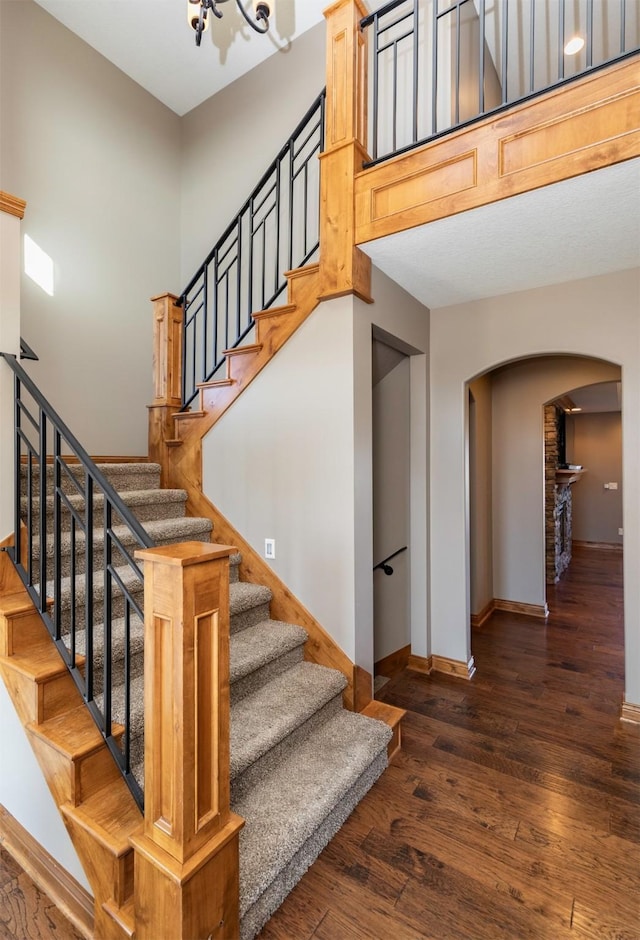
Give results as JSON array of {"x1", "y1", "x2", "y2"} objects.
[{"x1": 188, "y1": 0, "x2": 272, "y2": 46}]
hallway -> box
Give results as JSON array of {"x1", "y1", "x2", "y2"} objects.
[{"x1": 261, "y1": 545, "x2": 639, "y2": 939}]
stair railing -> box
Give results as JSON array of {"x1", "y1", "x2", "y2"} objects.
[
  {"x1": 362, "y1": 0, "x2": 640, "y2": 165},
  {"x1": 1, "y1": 347, "x2": 152, "y2": 809},
  {"x1": 179, "y1": 89, "x2": 326, "y2": 409}
]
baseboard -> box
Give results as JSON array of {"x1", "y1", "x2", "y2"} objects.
[
  {"x1": 621, "y1": 700, "x2": 640, "y2": 724},
  {"x1": 407, "y1": 653, "x2": 433, "y2": 675},
  {"x1": 432, "y1": 654, "x2": 476, "y2": 680},
  {"x1": 0, "y1": 805, "x2": 94, "y2": 940},
  {"x1": 494, "y1": 598, "x2": 549, "y2": 619},
  {"x1": 471, "y1": 599, "x2": 496, "y2": 629},
  {"x1": 573, "y1": 540, "x2": 623, "y2": 553},
  {"x1": 375, "y1": 644, "x2": 411, "y2": 678}
]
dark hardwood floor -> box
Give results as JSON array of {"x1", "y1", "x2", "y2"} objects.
[
  {"x1": 1, "y1": 546, "x2": 638, "y2": 938},
  {"x1": 259, "y1": 546, "x2": 639, "y2": 939}
]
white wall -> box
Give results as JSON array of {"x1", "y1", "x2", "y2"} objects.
[
  {"x1": 0, "y1": 681, "x2": 90, "y2": 892},
  {"x1": 490, "y1": 357, "x2": 621, "y2": 606},
  {"x1": 203, "y1": 266, "x2": 429, "y2": 675},
  {"x1": 179, "y1": 22, "x2": 326, "y2": 284},
  {"x1": 430, "y1": 268, "x2": 640, "y2": 708},
  {"x1": 568, "y1": 412, "x2": 623, "y2": 545},
  {"x1": 0, "y1": 0, "x2": 181, "y2": 455},
  {"x1": 373, "y1": 356, "x2": 411, "y2": 662}
]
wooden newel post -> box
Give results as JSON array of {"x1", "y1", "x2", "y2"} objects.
[
  {"x1": 319, "y1": 0, "x2": 372, "y2": 303},
  {"x1": 148, "y1": 293, "x2": 183, "y2": 486},
  {"x1": 130, "y1": 541, "x2": 244, "y2": 940}
]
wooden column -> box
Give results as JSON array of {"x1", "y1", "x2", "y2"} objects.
[
  {"x1": 148, "y1": 293, "x2": 183, "y2": 487},
  {"x1": 319, "y1": 0, "x2": 372, "y2": 302},
  {"x1": 130, "y1": 541, "x2": 244, "y2": 940}
]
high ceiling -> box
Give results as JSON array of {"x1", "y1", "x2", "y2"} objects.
[{"x1": 33, "y1": 0, "x2": 332, "y2": 115}]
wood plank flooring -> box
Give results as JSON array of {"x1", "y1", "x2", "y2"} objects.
[
  {"x1": 259, "y1": 546, "x2": 640, "y2": 939},
  {"x1": 1, "y1": 546, "x2": 637, "y2": 938}
]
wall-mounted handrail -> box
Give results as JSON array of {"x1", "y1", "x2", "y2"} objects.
[
  {"x1": 362, "y1": 0, "x2": 639, "y2": 165},
  {"x1": 179, "y1": 90, "x2": 326, "y2": 409},
  {"x1": 373, "y1": 545, "x2": 407, "y2": 575},
  {"x1": 1, "y1": 345, "x2": 152, "y2": 809}
]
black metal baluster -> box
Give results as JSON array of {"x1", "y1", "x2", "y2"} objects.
[
  {"x1": 478, "y1": 0, "x2": 485, "y2": 114},
  {"x1": 502, "y1": 0, "x2": 509, "y2": 103},
  {"x1": 103, "y1": 499, "x2": 112, "y2": 739},
  {"x1": 38, "y1": 412, "x2": 47, "y2": 614},
  {"x1": 529, "y1": 0, "x2": 536, "y2": 93},
  {"x1": 85, "y1": 473, "x2": 94, "y2": 702},
  {"x1": 53, "y1": 435, "x2": 62, "y2": 643},
  {"x1": 558, "y1": 0, "x2": 565, "y2": 80}
]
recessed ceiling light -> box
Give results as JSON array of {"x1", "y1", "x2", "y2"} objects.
[
  {"x1": 570, "y1": 407, "x2": 583, "y2": 412},
  {"x1": 564, "y1": 36, "x2": 585, "y2": 55}
]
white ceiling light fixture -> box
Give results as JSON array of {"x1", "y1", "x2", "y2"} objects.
[
  {"x1": 564, "y1": 36, "x2": 585, "y2": 55},
  {"x1": 188, "y1": 0, "x2": 272, "y2": 46}
]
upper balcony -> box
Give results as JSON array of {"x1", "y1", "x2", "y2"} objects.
[{"x1": 321, "y1": 0, "x2": 640, "y2": 252}]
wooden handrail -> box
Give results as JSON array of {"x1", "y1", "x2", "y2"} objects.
[{"x1": 130, "y1": 540, "x2": 244, "y2": 939}]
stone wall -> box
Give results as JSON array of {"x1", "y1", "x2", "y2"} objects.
[{"x1": 545, "y1": 404, "x2": 573, "y2": 583}]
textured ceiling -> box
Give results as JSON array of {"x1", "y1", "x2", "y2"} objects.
[{"x1": 362, "y1": 158, "x2": 640, "y2": 311}]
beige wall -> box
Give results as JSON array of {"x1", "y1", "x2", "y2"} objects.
[
  {"x1": 430, "y1": 267, "x2": 640, "y2": 707},
  {"x1": 490, "y1": 356, "x2": 620, "y2": 605},
  {"x1": 203, "y1": 266, "x2": 429, "y2": 673},
  {"x1": 0, "y1": 0, "x2": 181, "y2": 455},
  {"x1": 179, "y1": 22, "x2": 326, "y2": 284},
  {"x1": 568, "y1": 412, "x2": 623, "y2": 545}
]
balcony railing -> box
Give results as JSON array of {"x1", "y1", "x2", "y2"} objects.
[
  {"x1": 362, "y1": 0, "x2": 640, "y2": 164},
  {"x1": 179, "y1": 90, "x2": 325, "y2": 409}
]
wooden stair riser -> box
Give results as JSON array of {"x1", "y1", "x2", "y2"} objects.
[
  {"x1": 0, "y1": 597, "x2": 48, "y2": 657},
  {"x1": 61, "y1": 815, "x2": 134, "y2": 932},
  {"x1": 101, "y1": 898, "x2": 135, "y2": 940},
  {"x1": 27, "y1": 721, "x2": 124, "y2": 808},
  {"x1": 0, "y1": 657, "x2": 79, "y2": 727}
]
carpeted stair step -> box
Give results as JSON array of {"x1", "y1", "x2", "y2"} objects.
[
  {"x1": 230, "y1": 661, "x2": 347, "y2": 803},
  {"x1": 64, "y1": 613, "x2": 145, "y2": 696},
  {"x1": 229, "y1": 552, "x2": 241, "y2": 583},
  {"x1": 20, "y1": 462, "x2": 162, "y2": 497},
  {"x1": 33, "y1": 515, "x2": 213, "y2": 580},
  {"x1": 230, "y1": 620, "x2": 307, "y2": 703},
  {"x1": 22, "y1": 488, "x2": 189, "y2": 532},
  {"x1": 235, "y1": 708, "x2": 392, "y2": 940},
  {"x1": 49, "y1": 562, "x2": 144, "y2": 634},
  {"x1": 230, "y1": 581, "x2": 273, "y2": 634}
]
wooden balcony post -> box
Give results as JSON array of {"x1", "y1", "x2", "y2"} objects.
[
  {"x1": 130, "y1": 541, "x2": 244, "y2": 940},
  {"x1": 319, "y1": 0, "x2": 372, "y2": 303},
  {"x1": 148, "y1": 293, "x2": 183, "y2": 486}
]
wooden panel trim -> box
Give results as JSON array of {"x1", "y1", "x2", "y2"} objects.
[
  {"x1": 375, "y1": 644, "x2": 411, "y2": 678},
  {"x1": 432, "y1": 655, "x2": 476, "y2": 680},
  {"x1": 573, "y1": 540, "x2": 623, "y2": 553},
  {"x1": 360, "y1": 700, "x2": 406, "y2": 760},
  {"x1": 471, "y1": 599, "x2": 496, "y2": 629},
  {"x1": 621, "y1": 700, "x2": 640, "y2": 724},
  {"x1": 0, "y1": 191, "x2": 26, "y2": 219},
  {"x1": 355, "y1": 56, "x2": 640, "y2": 244},
  {"x1": 407, "y1": 653, "x2": 433, "y2": 675},
  {"x1": 494, "y1": 598, "x2": 550, "y2": 619},
  {"x1": 0, "y1": 805, "x2": 94, "y2": 939}
]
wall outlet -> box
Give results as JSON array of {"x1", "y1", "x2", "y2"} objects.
[
  {"x1": 609, "y1": 482, "x2": 618, "y2": 490},
  {"x1": 618, "y1": 527, "x2": 624, "y2": 536},
  {"x1": 264, "y1": 538, "x2": 276, "y2": 559}
]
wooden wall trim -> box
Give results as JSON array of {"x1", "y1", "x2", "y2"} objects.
[
  {"x1": 470, "y1": 599, "x2": 496, "y2": 629},
  {"x1": 0, "y1": 805, "x2": 94, "y2": 940},
  {"x1": 0, "y1": 191, "x2": 26, "y2": 219},
  {"x1": 355, "y1": 56, "x2": 640, "y2": 244},
  {"x1": 621, "y1": 700, "x2": 640, "y2": 724},
  {"x1": 432, "y1": 655, "x2": 477, "y2": 680},
  {"x1": 407, "y1": 653, "x2": 433, "y2": 675},
  {"x1": 494, "y1": 598, "x2": 550, "y2": 619},
  {"x1": 375, "y1": 644, "x2": 411, "y2": 678}
]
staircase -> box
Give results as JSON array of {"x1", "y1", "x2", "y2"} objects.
[{"x1": 4, "y1": 460, "x2": 392, "y2": 938}]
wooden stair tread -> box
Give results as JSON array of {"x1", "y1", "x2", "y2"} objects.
[
  {"x1": 196, "y1": 377, "x2": 235, "y2": 389},
  {"x1": 361, "y1": 699, "x2": 405, "y2": 727},
  {"x1": 223, "y1": 343, "x2": 262, "y2": 357},
  {"x1": 1, "y1": 641, "x2": 75, "y2": 681},
  {"x1": 28, "y1": 703, "x2": 123, "y2": 757},
  {"x1": 252, "y1": 304, "x2": 296, "y2": 321},
  {"x1": 62, "y1": 784, "x2": 141, "y2": 855},
  {"x1": 173, "y1": 411, "x2": 206, "y2": 421}
]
